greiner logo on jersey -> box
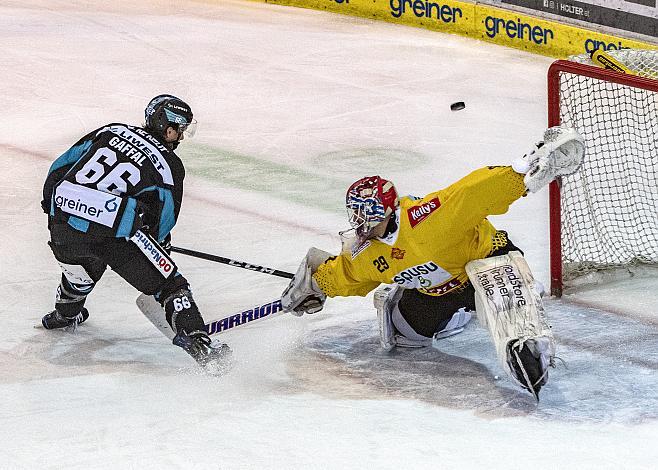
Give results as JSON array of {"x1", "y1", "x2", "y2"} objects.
[
  {"x1": 407, "y1": 197, "x2": 440, "y2": 228},
  {"x1": 54, "y1": 181, "x2": 120, "y2": 228},
  {"x1": 390, "y1": 0, "x2": 463, "y2": 23},
  {"x1": 130, "y1": 230, "x2": 175, "y2": 278},
  {"x1": 392, "y1": 261, "x2": 452, "y2": 289},
  {"x1": 484, "y1": 16, "x2": 554, "y2": 45},
  {"x1": 104, "y1": 198, "x2": 119, "y2": 212}
]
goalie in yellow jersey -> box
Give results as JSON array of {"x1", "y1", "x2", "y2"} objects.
[{"x1": 281, "y1": 127, "x2": 585, "y2": 399}]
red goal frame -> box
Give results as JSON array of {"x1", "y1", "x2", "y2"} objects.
[{"x1": 547, "y1": 60, "x2": 658, "y2": 297}]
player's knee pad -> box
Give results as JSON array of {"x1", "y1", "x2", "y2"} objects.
[
  {"x1": 57, "y1": 262, "x2": 96, "y2": 297},
  {"x1": 55, "y1": 264, "x2": 96, "y2": 317},
  {"x1": 393, "y1": 308, "x2": 471, "y2": 348},
  {"x1": 156, "y1": 273, "x2": 189, "y2": 304}
]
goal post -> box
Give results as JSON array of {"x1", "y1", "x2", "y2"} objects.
[{"x1": 547, "y1": 50, "x2": 658, "y2": 297}]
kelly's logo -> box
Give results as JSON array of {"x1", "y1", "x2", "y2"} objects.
[{"x1": 407, "y1": 197, "x2": 440, "y2": 228}]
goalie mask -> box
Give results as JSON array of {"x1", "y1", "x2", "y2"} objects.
[{"x1": 345, "y1": 176, "x2": 399, "y2": 242}]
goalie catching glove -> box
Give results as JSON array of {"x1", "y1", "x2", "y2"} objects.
[
  {"x1": 281, "y1": 247, "x2": 332, "y2": 316},
  {"x1": 512, "y1": 126, "x2": 585, "y2": 193}
]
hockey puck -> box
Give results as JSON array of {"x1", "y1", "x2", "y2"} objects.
[{"x1": 450, "y1": 101, "x2": 465, "y2": 111}]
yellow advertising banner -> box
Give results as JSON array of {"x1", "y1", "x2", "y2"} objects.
[{"x1": 260, "y1": 0, "x2": 656, "y2": 58}]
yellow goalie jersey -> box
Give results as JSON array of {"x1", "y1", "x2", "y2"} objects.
[{"x1": 313, "y1": 166, "x2": 527, "y2": 298}]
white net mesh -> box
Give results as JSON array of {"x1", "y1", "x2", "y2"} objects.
[
  {"x1": 569, "y1": 49, "x2": 658, "y2": 79},
  {"x1": 556, "y1": 50, "x2": 658, "y2": 282}
]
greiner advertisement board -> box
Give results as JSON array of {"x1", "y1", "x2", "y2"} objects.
[
  {"x1": 500, "y1": 0, "x2": 657, "y2": 37},
  {"x1": 265, "y1": 1, "x2": 657, "y2": 57}
]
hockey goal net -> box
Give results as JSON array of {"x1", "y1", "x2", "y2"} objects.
[{"x1": 548, "y1": 49, "x2": 658, "y2": 297}]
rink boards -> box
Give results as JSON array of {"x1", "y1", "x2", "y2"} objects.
[{"x1": 259, "y1": 0, "x2": 656, "y2": 58}]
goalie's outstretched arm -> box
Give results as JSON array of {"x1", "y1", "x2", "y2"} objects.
[
  {"x1": 446, "y1": 127, "x2": 585, "y2": 230},
  {"x1": 281, "y1": 247, "x2": 379, "y2": 315}
]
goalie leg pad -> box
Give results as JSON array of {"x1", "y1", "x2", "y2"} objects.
[
  {"x1": 466, "y1": 251, "x2": 555, "y2": 396},
  {"x1": 374, "y1": 285, "x2": 403, "y2": 351},
  {"x1": 374, "y1": 285, "x2": 430, "y2": 349}
]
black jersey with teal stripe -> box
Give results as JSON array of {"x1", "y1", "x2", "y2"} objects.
[{"x1": 42, "y1": 123, "x2": 185, "y2": 242}]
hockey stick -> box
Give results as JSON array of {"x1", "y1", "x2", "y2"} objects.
[
  {"x1": 170, "y1": 246, "x2": 294, "y2": 279},
  {"x1": 590, "y1": 49, "x2": 635, "y2": 75},
  {"x1": 136, "y1": 294, "x2": 285, "y2": 339}
]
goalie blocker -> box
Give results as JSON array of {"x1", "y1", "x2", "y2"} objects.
[{"x1": 465, "y1": 251, "x2": 555, "y2": 399}]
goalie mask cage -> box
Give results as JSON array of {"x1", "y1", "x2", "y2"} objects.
[{"x1": 548, "y1": 50, "x2": 658, "y2": 297}]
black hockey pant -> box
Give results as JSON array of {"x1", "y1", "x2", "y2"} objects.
[
  {"x1": 398, "y1": 232, "x2": 523, "y2": 338},
  {"x1": 48, "y1": 228, "x2": 206, "y2": 335}
]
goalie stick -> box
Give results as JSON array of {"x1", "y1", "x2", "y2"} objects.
[{"x1": 136, "y1": 294, "x2": 285, "y2": 340}]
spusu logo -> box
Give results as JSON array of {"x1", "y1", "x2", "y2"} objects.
[
  {"x1": 392, "y1": 261, "x2": 451, "y2": 288},
  {"x1": 407, "y1": 197, "x2": 440, "y2": 228}
]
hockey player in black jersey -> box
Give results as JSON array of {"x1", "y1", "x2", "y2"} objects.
[{"x1": 40, "y1": 95, "x2": 230, "y2": 372}]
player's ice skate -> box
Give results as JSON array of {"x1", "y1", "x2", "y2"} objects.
[
  {"x1": 173, "y1": 330, "x2": 233, "y2": 375},
  {"x1": 41, "y1": 308, "x2": 89, "y2": 331}
]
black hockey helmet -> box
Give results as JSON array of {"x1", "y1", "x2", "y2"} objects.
[{"x1": 144, "y1": 94, "x2": 196, "y2": 138}]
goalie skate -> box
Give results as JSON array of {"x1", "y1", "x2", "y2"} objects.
[{"x1": 507, "y1": 338, "x2": 553, "y2": 400}]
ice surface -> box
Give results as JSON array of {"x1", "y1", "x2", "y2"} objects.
[{"x1": 1, "y1": 0, "x2": 657, "y2": 468}]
